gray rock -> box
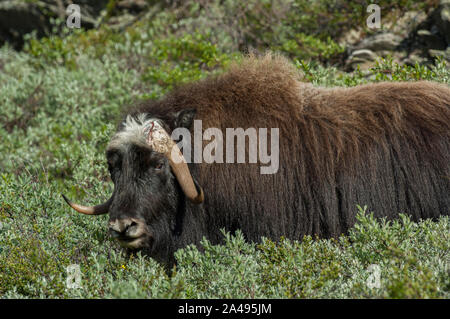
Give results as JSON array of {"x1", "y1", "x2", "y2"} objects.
[
  {"x1": 0, "y1": 0, "x2": 109, "y2": 48},
  {"x1": 349, "y1": 49, "x2": 378, "y2": 61},
  {"x1": 385, "y1": 11, "x2": 428, "y2": 37},
  {"x1": 429, "y1": 47, "x2": 450, "y2": 61},
  {"x1": 403, "y1": 52, "x2": 427, "y2": 66},
  {"x1": 355, "y1": 32, "x2": 403, "y2": 52},
  {"x1": 345, "y1": 49, "x2": 379, "y2": 71}
]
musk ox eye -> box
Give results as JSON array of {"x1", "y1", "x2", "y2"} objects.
[
  {"x1": 154, "y1": 162, "x2": 163, "y2": 170},
  {"x1": 107, "y1": 151, "x2": 121, "y2": 169},
  {"x1": 108, "y1": 166, "x2": 120, "y2": 180},
  {"x1": 108, "y1": 160, "x2": 119, "y2": 173}
]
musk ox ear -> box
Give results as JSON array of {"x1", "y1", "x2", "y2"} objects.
[{"x1": 174, "y1": 109, "x2": 196, "y2": 129}]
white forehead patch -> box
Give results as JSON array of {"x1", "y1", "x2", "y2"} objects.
[{"x1": 107, "y1": 114, "x2": 162, "y2": 150}]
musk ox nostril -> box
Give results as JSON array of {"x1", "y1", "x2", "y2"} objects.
[
  {"x1": 129, "y1": 221, "x2": 138, "y2": 228},
  {"x1": 108, "y1": 219, "x2": 129, "y2": 237},
  {"x1": 109, "y1": 219, "x2": 145, "y2": 240}
]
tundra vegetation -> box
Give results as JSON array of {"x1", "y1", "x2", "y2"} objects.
[{"x1": 0, "y1": 0, "x2": 449, "y2": 298}]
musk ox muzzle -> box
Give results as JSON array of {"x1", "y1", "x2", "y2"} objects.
[{"x1": 109, "y1": 217, "x2": 150, "y2": 249}]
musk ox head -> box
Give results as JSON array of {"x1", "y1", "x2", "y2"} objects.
[{"x1": 62, "y1": 111, "x2": 203, "y2": 261}]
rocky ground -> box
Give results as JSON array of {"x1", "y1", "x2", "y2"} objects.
[
  {"x1": 345, "y1": 0, "x2": 450, "y2": 71},
  {"x1": 0, "y1": 0, "x2": 449, "y2": 70}
]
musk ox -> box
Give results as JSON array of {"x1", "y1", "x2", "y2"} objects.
[{"x1": 63, "y1": 54, "x2": 450, "y2": 266}]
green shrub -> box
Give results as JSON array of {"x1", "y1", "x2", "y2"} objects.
[
  {"x1": 0, "y1": 0, "x2": 448, "y2": 299},
  {"x1": 296, "y1": 56, "x2": 449, "y2": 86},
  {"x1": 141, "y1": 33, "x2": 236, "y2": 97}
]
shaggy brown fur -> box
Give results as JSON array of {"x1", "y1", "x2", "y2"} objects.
[{"x1": 127, "y1": 53, "x2": 450, "y2": 244}]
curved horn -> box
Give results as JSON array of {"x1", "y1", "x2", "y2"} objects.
[
  {"x1": 167, "y1": 142, "x2": 204, "y2": 204},
  {"x1": 61, "y1": 194, "x2": 112, "y2": 215},
  {"x1": 147, "y1": 121, "x2": 204, "y2": 204}
]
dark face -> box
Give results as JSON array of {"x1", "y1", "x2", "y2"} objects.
[
  {"x1": 62, "y1": 110, "x2": 200, "y2": 264},
  {"x1": 106, "y1": 142, "x2": 179, "y2": 255}
]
